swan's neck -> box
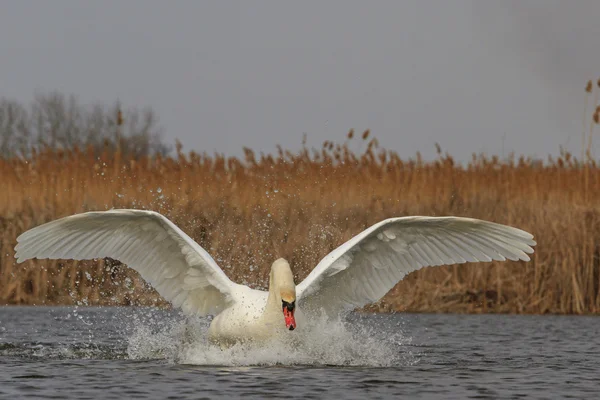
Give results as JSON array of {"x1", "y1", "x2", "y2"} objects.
[
  {"x1": 264, "y1": 289, "x2": 281, "y2": 315},
  {"x1": 262, "y1": 258, "x2": 297, "y2": 330},
  {"x1": 264, "y1": 271, "x2": 295, "y2": 314}
]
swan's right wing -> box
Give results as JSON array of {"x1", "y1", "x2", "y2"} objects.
[
  {"x1": 14, "y1": 209, "x2": 241, "y2": 316},
  {"x1": 296, "y1": 216, "x2": 536, "y2": 315}
]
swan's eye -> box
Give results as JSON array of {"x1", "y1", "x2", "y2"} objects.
[{"x1": 282, "y1": 300, "x2": 295, "y2": 312}]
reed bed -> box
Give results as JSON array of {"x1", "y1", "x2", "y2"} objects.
[{"x1": 1, "y1": 134, "x2": 600, "y2": 315}]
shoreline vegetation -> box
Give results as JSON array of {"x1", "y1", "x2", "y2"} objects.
[
  {"x1": 1, "y1": 133, "x2": 600, "y2": 315},
  {"x1": 1, "y1": 86, "x2": 600, "y2": 315}
]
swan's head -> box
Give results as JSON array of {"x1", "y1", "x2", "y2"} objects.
[{"x1": 270, "y1": 258, "x2": 297, "y2": 331}]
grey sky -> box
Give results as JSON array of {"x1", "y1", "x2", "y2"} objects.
[{"x1": 1, "y1": 0, "x2": 600, "y2": 162}]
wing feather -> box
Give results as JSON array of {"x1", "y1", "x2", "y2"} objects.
[
  {"x1": 14, "y1": 209, "x2": 242, "y2": 316},
  {"x1": 296, "y1": 216, "x2": 536, "y2": 315}
]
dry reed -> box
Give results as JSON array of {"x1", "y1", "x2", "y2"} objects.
[{"x1": 1, "y1": 133, "x2": 600, "y2": 315}]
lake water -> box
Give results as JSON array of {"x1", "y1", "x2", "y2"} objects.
[{"x1": 0, "y1": 306, "x2": 598, "y2": 399}]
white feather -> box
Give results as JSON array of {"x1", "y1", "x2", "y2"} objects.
[
  {"x1": 14, "y1": 209, "x2": 242, "y2": 317},
  {"x1": 296, "y1": 216, "x2": 536, "y2": 315}
]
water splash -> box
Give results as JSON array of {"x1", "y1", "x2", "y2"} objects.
[
  {"x1": 0, "y1": 307, "x2": 418, "y2": 365},
  {"x1": 126, "y1": 312, "x2": 417, "y2": 367}
]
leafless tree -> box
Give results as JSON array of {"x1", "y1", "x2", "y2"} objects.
[{"x1": 0, "y1": 91, "x2": 170, "y2": 158}]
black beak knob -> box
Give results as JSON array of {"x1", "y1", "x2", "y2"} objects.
[{"x1": 282, "y1": 300, "x2": 295, "y2": 312}]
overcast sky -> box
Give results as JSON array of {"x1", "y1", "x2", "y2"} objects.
[{"x1": 2, "y1": 0, "x2": 600, "y2": 161}]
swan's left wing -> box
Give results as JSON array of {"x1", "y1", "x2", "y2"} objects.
[
  {"x1": 14, "y1": 209, "x2": 241, "y2": 316},
  {"x1": 296, "y1": 216, "x2": 536, "y2": 315}
]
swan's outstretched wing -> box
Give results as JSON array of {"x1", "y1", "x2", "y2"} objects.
[
  {"x1": 14, "y1": 209, "x2": 241, "y2": 316},
  {"x1": 296, "y1": 216, "x2": 536, "y2": 315}
]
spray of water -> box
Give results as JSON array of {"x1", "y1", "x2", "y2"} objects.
[
  {"x1": 126, "y1": 312, "x2": 417, "y2": 367},
  {"x1": 0, "y1": 307, "x2": 419, "y2": 366}
]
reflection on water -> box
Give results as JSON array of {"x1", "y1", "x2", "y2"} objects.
[{"x1": 0, "y1": 306, "x2": 599, "y2": 399}]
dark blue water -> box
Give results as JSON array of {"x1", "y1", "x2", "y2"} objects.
[{"x1": 0, "y1": 306, "x2": 598, "y2": 399}]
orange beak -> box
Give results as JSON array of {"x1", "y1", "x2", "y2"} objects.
[
  {"x1": 283, "y1": 307, "x2": 296, "y2": 330},
  {"x1": 282, "y1": 300, "x2": 296, "y2": 330}
]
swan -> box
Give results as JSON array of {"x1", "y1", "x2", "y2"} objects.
[{"x1": 14, "y1": 209, "x2": 536, "y2": 344}]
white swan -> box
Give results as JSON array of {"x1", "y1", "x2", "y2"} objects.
[{"x1": 14, "y1": 209, "x2": 535, "y2": 344}]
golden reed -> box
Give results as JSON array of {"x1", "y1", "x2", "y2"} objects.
[{"x1": 1, "y1": 135, "x2": 600, "y2": 315}]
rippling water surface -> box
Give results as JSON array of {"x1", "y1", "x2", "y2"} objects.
[{"x1": 0, "y1": 306, "x2": 598, "y2": 399}]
